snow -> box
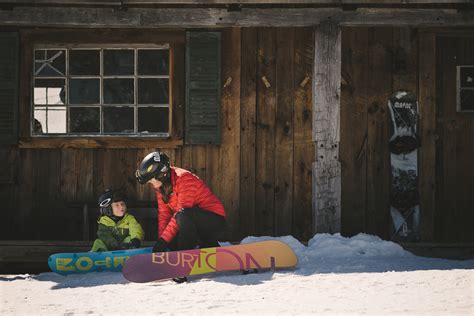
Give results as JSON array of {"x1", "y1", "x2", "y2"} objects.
[{"x1": 1, "y1": 233, "x2": 473, "y2": 315}]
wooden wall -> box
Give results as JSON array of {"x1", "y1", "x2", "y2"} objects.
[
  {"x1": 0, "y1": 27, "x2": 314, "y2": 242},
  {"x1": 340, "y1": 27, "x2": 473, "y2": 242},
  {"x1": 435, "y1": 35, "x2": 474, "y2": 242},
  {"x1": 341, "y1": 27, "x2": 424, "y2": 240},
  {"x1": 2, "y1": 25, "x2": 472, "y2": 243}
]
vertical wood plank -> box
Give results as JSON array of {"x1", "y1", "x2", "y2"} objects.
[
  {"x1": 435, "y1": 37, "x2": 447, "y2": 242},
  {"x1": 193, "y1": 146, "x2": 208, "y2": 183},
  {"x1": 313, "y1": 21, "x2": 341, "y2": 234},
  {"x1": 452, "y1": 37, "x2": 474, "y2": 242},
  {"x1": 445, "y1": 37, "x2": 461, "y2": 242},
  {"x1": 465, "y1": 38, "x2": 474, "y2": 242},
  {"x1": 93, "y1": 148, "x2": 106, "y2": 199},
  {"x1": 468, "y1": 117, "x2": 474, "y2": 242},
  {"x1": 418, "y1": 32, "x2": 436, "y2": 242},
  {"x1": 340, "y1": 27, "x2": 369, "y2": 237},
  {"x1": 30, "y1": 150, "x2": 46, "y2": 239},
  {"x1": 16, "y1": 149, "x2": 34, "y2": 237},
  {"x1": 274, "y1": 27, "x2": 294, "y2": 236},
  {"x1": 293, "y1": 27, "x2": 314, "y2": 241},
  {"x1": 34, "y1": 149, "x2": 62, "y2": 239},
  {"x1": 366, "y1": 27, "x2": 392, "y2": 239},
  {"x1": 60, "y1": 148, "x2": 77, "y2": 201},
  {"x1": 256, "y1": 27, "x2": 276, "y2": 236},
  {"x1": 222, "y1": 27, "x2": 241, "y2": 241},
  {"x1": 180, "y1": 146, "x2": 194, "y2": 173},
  {"x1": 240, "y1": 27, "x2": 258, "y2": 238},
  {"x1": 437, "y1": 37, "x2": 457, "y2": 242},
  {"x1": 45, "y1": 149, "x2": 62, "y2": 204},
  {"x1": 179, "y1": 145, "x2": 206, "y2": 184},
  {"x1": 115, "y1": 149, "x2": 138, "y2": 199},
  {"x1": 172, "y1": 147, "x2": 182, "y2": 169},
  {"x1": 126, "y1": 149, "x2": 140, "y2": 201},
  {"x1": 82, "y1": 149, "x2": 95, "y2": 202},
  {"x1": 135, "y1": 148, "x2": 156, "y2": 202},
  {"x1": 208, "y1": 28, "x2": 241, "y2": 240},
  {"x1": 392, "y1": 28, "x2": 418, "y2": 92}
]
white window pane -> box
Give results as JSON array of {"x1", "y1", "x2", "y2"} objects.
[
  {"x1": 34, "y1": 79, "x2": 65, "y2": 105},
  {"x1": 47, "y1": 107, "x2": 67, "y2": 133},
  {"x1": 34, "y1": 107, "x2": 67, "y2": 134},
  {"x1": 33, "y1": 108, "x2": 46, "y2": 134},
  {"x1": 34, "y1": 87, "x2": 64, "y2": 105}
]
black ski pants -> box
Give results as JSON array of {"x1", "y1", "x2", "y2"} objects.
[{"x1": 171, "y1": 207, "x2": 226, "y2": 251}]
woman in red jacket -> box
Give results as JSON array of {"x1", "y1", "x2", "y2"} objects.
[{"x1": 135, "y1": 151, "x2": 226, "y2": 254}]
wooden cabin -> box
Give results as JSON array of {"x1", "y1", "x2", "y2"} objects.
[{"x1": 0, "y1": 1, "x2": 473, "y2": 269}]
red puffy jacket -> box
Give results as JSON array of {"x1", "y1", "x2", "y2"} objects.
[{"x1": 156, "y1": 167, "x2": 226, "y2": 243}]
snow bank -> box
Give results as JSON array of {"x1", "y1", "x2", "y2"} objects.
[
  {"x1": 307, "y1": 233, "x2": 408, "y2": 258},
  {"x1": 242, "y1": 233, "x2": 473, "y2": 274}
]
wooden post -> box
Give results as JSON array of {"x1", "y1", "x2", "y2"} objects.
[
  {"x1": 418, "y1": 32, "x2": 437, "y2": 242},
  {"x1": 313, "y1": 21, "x2": 342, "y2": 234}
]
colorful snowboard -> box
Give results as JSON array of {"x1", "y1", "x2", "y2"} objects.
[
  {"x1": 122, "y1": 240, "x2": 298, "y2": 283},
  {"x1": 48, "y1": 247, "x2": 153, "y2": 275},
  {"x1": 388, "y1": 91, "x2": 420, "y2": 242}
]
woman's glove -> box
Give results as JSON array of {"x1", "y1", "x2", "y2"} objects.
[
  {"x1": 128, "y1": 238, "x2": 141, "y2": 249},
  {"x1": 153, "y1": 238, "x2": 168, "y2": 253}
]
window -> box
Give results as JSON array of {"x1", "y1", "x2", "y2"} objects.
[
  {"x1": 457, "y1": 65, "x2": 474, "y2": 112},
  {"x1": 32, "y1": 45, "x2": 170, "y2": 136}
]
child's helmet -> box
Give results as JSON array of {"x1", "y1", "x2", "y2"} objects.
[
  {"x1": 98, "y1": 189, "x2": 126, "y2": 216},
  {"x1": 135, "y1": 151, "x2": 170, "y2": 184}
]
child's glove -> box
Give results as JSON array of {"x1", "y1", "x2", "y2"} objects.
[
  {"x1": 128, "y1": 238, "x2": 141, "y2": 249},
  {"x1": 153, "y1": 238, "x2": 168, "y2": 253}
]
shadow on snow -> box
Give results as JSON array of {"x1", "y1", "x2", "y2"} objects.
[{"x1": 11, "y1": 254, "x2": 473, "y2": 289}]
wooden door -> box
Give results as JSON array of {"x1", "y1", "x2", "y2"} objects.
[{"x1": 436, "y1": 36, "x2": 474, "y2": 242}]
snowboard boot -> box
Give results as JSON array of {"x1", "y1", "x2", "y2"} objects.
[{"x1": 172, "y1": 276, "x2": 188, "y2": 284}]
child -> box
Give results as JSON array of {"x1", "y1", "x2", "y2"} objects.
[{"x1": 91, "y1": 189, "x2": 145, "y2": 252}]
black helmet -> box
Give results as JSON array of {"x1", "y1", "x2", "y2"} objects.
[
  {"x1": 98, "y1": 189, "x2": 126, "y2": 216},
  {"x1": 135, "y1": 151, "x2": 170, "y2": 185}
]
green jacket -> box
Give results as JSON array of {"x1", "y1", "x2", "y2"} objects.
[{"x1": 96, "y1": 213, "x2": 145, "y2": 250}]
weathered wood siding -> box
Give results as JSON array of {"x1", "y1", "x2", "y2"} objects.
[
  {"x1": 0, "y1": 27, "x2": 314, "y2": 242},
  {"x1": 341, "y1": 27, "x2": 421, "y2": 240},
  {"x1": 2, "y1": 25, "x2": 472, "y2": 243},
  {"x1": 341, "y1": 27, "x2": 474, "y2": 242},
  {"x1": 435, "y1": 36, "x2": 474, "y2": 242},
  {"x1": 313, "y1": 21, "x2": 341, "y2": 234}
]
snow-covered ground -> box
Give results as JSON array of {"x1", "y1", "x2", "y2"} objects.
[{"x1": 1, "y1": 234, "x2": 473, "y2": 315}]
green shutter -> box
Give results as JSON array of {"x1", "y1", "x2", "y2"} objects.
[
  {"x1": 0, "y1": 32, "x2": 19, "y2": 145},
  {"x1": 185, "y1": 31, "x2": 221, "y2": 144}
]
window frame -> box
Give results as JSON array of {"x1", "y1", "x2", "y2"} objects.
[
  {"x1": 456, "y1": 65, "x2": 474, "y2": 113},
  {"x1": 32, "y1": 44, "x2": 171, "y2": 137},
  {"x1": 19, "y1": 29, "x2": 185, "y2": 149}
]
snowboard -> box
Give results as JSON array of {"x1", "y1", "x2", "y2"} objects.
[
  {"x1": 48, "y1": 247, "x2": 153, "y2": 275},
  {"x1": 122, "y1": 240, "x2": 298, "y2": 283},
  {"x1": 388, "y1": 91, "x2": 420, "y2": 242}
]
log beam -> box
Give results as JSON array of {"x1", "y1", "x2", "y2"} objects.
[{"x1": 0, "y1": 7, "x2": 474, "y2": 28}]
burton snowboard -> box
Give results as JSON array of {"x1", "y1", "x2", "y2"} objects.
[
  {"x1": 48, "y1": 247, "x2": 153, "y2": 275},
  {"x1": 388, "y1": 91, "x2": 420, "y2": 242},
  {"x1": 122, "y1": 240, "x2": 298, "y2": 283}
]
